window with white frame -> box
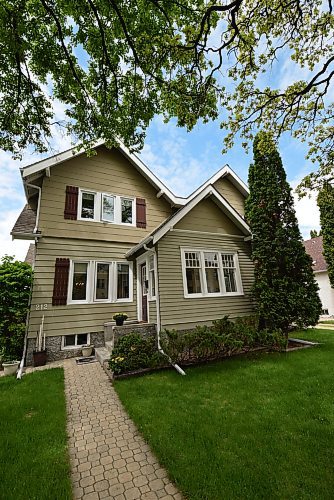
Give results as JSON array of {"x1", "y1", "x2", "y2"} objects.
[
  {"x1": 182, "y1": 249, "x2": 242, "y2": 298},
  {"x1": 62, "y1": 333, "x2": 90, "y2": 349},
  {"x1": 185, "y1": 252, "x2": 202, "y2": 294},
  {"x1": 148, "y1": 255, "x2": 156, "y2": 299},
  {"x1": 68, "y1": 260, "x2": 132, "y2": 304},
  {"x1": 79, "y1": 189, "x2": 134, "y2": 225},
  {"x1": 81, "y1": 191, "x2": 96, "y2": 219},
  {"x1": 71, "y1": 262, "x2": 89, "y2": 301}
]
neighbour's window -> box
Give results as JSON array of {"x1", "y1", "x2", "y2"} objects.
[
  {"x1": 102, "y1": 194, "x2": 115, "y2": 222},
  {"x1": 95, "y1": 263, "x2": 110, "y2": 300},
  {"x1": 72, "y1": 262, "x2": 88, "y2": 301},
  {"x1": 121, "y1": 198, "x2": 133, "y2": 224},
  {"x1": 81, "y1": 192, "x2": 95, "y2": 219},
  {"x1": 185, "y1": 252, "x2": 202, "y2": 294},
  {"x1": 221, "y1": 254, "x2": 237, "y2": 293},
  {"x1": 63, "y1": 333, "x2": 89, "y2": 349},
  {"x1": 148, "y1": 256, "x2": 156, "y2": 298},
  {"x1": 117, "y1": 263, "x2": 130, "y2": 299}
]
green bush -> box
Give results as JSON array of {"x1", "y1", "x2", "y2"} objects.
[
  {"x1": 161, "y1": 315, "x2": 286, "y2": 364},
  {"x1": 0, "y1": 256, "x2": 33, "y2": 361},
  {"x1": 109, "y1": 333, "x2": 164, "y2": 374}
]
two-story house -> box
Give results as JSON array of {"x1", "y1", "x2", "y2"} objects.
[{"x1": 12, "y1": 141, "x2": 254, "y2": 364}]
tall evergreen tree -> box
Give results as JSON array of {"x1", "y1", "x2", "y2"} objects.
[
  {"x1": 245, "y1": 131, "x2": 322, "y2": 334},
  {"x1": 317, "y1": 184, "x2": 334, "y2": 288}
]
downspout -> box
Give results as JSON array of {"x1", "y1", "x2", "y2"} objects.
[
  {"x1": 143, "y1": 244, "x2": 186, "y2": 376},
  {"x1": 17, "y1": 183, "x2": 41, "y2": 379}
]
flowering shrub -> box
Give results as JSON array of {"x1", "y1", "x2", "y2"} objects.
[{"x1": 109, "y1": 333, "x2": 164, "y2": 374}]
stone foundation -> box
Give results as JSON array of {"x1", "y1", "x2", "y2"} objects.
[
  {"x1": 25, "y1": 332, "x2": 105, "y2": 366},
  {"x1": 104, "y1": 322, "x2": 157, "y2": 348}
]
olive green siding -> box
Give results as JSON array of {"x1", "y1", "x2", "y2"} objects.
[
  {"x1": 175, "y1": 198, "x2": 243, "y2": 235},
  {"x1": 28, "y1": 237, "x2": 138, "y2": 338},
  {"x1": 148, "y1": 299, "x2": 157, "y2": 324},
  {"x1": 157, "y1": 230, "x2": 254, "y2": 330},
  {"x1": 213, "y1": 177, "x2": 246, "y2": 216},
  {"x1": 39, "y1": 146, "x2": 173, "y2": 244}
]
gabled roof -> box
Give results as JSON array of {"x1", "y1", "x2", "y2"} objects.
[
  {"x1": 126, "y1": 185, "x2": 251, "y2": 258},
  {"x1": 20, "y1": 141, "x2": 249, "y2": 208},
  {"x1": 21, "y1": 139, "x2": 180, "y2": 207},
  {"x1": 187, "y1": 165, "x2": 249, "y2": 200},
  {"x1": 304, "y1": 236, "x2": 327, "y2": 272}
]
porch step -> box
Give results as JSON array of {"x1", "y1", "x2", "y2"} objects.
[
  {"x1": 105, "y1": 341, "x2": 113, "y2": 352},
  {"x1": 95, "y1": 347, "x2": 110, "y2": 365}
]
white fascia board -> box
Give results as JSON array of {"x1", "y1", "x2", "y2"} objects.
[
  {"x1": 116, "y1": 140, "x2": 178, "y2": 206},
  {"x1": 152, "y1": 185, "x2": 251, "y2": 245},
  {"x1": 125, "y1": 236, "x2": 154, "y2": 259},
  {"x1": 21, "y1": 140, "x2": 105, "y2": 178},
  {"x1": 20, "y1": 138, "x2": 180, "y2": 206},
  {"x1": 186, "y1": 165, "x2": 249, "y2": 202}
]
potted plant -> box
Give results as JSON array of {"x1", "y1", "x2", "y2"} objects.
[
  {"x1": 82, "y1": 344, "x2": 93, "y2": 357},
  {"x1": 113, "y1": 313, "x2": 128, "y2": 326},
  {"x1": 33, "y1": 315, "x2": 47, "y2": 367},
  {"x1": 2, "y1": 355, "x2": 20, "y2": 376}
]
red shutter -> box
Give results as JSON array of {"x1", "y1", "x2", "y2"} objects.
[
  {"x1": 64, "y1": 186, "x2": 78, "y2": 220},
  {"x1": 52, "y1": 258, "x2": 70, "y2": 306},
  {"x1": 136, "y1": 198, "x2": 147, "y2": 228}
]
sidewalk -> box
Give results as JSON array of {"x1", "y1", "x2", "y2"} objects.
[{"x1": 64, "y1": 359, "x2": 182, "y2": 500}]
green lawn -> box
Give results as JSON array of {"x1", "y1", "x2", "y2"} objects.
[
  {"x1": 0, "y1": 368, "x2": 72, "y2": 500},
  {"x1": 115, "y1": 329, "x2": 334, "y2": 500}
]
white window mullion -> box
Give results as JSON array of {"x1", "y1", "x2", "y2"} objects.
[
  {"x1": 234, "y1": 253, "x2": 243, "y2": 294},
  {"x1": 218, "y1": 253, "x2": 226, "y2": 294},
  {"x1": 199, "y1": 251, "x2": 207, "y2": 295}
]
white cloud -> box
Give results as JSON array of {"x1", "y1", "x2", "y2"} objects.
[{"x1": 0, "y1": 207, "x2": 30, "y2": 261}]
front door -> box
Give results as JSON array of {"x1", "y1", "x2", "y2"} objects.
[{"x1": 140, "y1": 263, "x2": 148, "y2": 322}]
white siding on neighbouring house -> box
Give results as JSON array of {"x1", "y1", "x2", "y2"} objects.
[{"x1": 315, "y1": 271, "x2": 334, "y2": 315}]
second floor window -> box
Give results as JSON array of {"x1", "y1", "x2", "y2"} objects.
[{"x1": 79, "y1": 189, "x2": 135, "y2": 226}]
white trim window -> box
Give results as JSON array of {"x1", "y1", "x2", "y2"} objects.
[
  {"x1": 78, "y1": 189, "x2": 135, "y2": 226},
  {"x1": 148, "y1": 255, "x2": 156, "y2": 299},
  {"x1": 62, "y1": 333, "x2": 90, "y2": 350},
  {"x1": 68, "y1": 260, "x2": 133, "y2": 304},
  {"x1": 181, "y1": 249, "x2": 243, "y2": 298}
]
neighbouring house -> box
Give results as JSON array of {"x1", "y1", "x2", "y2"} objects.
[
  {"x1": 11, "y1": 141, "x2": 254, "y2": 364},
  {"x1": 24, "y1": 243, "x2": 36, "y2": 266},
  {"x1": 304, "y1": 236, "x2": 334, "y2": 316}
]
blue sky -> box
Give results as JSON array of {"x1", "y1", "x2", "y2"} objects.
[{"x1": 0, "y1": 111, "x2": 320, "y2": 261}]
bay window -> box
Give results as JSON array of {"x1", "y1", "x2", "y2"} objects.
[{"x1": 181, "y1": 249, "x2": 242, "y2": 298}]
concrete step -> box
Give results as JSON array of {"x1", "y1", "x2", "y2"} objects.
[
  {"x1": 95, "y1": 347, "x2": 110, "y2": 365},
  {"x1": 105, "y1": 341, "x2": 113, "y2": 353}
]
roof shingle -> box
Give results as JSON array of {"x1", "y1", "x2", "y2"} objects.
[
  {"x1": 303, "y1": 236, "x2": 327, "y2": 272},
  {"x1": 11, "y1": 204, "x2": 36, "y2": 235}
]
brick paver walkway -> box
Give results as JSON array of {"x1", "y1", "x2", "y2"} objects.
[{"x1": 64, "y1": 359, "x2": 182, "y2": 500}]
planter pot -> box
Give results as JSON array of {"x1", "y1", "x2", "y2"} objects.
[
  {"x1": 3, "y1": 361, "x2": 20, "y2": 376},
  {"x1": 33, "y1": 350, "x2": 47, "y2": 367},
  {"x1": 82, "y1": 345, "x2": 93, "y2": 357},
  {"x1": 115, "y1": 317, "x2": 125, "y2": 326}
]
